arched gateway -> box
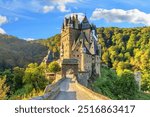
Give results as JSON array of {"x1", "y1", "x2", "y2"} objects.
[{"x1": 61, "y1": 59, "x2": 78, "y2": 78}]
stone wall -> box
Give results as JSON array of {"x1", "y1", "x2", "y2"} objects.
[
  {"x1": 76, "y1": 81, "x2": 110, "y2": 100},
  {"x1": 54, "y1": 72, "x2": 62, "y2": 83},
  {"x1": 77, "y1": 71, "x2": 90, "y2": 87},
  {"x1": 31, "y1": 77, "x2": 65, "y2": 100}
]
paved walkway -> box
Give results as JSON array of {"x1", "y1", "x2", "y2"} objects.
[{"x1": 54, "y1": 76, "x2": 105, "y2": 100}]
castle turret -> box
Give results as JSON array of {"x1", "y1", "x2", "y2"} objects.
[
  {"x1": 68, "y1": 16, "x2": 73, "y2": 28},
  {"x1": 60, "y1": 15, "x2": 80, "y2": 61},
  {"x1": 64, "y1": 18, "x2": 69, "y2": 27}
]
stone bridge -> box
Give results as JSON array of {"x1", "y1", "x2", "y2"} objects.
[
  {"x1": 32, "y1": 75, "x2": 109, "y2": 100},
  {"x1": 54, "y1": 75, "x2": 109, "y2": 100},
  {"x1": 32, "y1": 59, "x2": 109, "y2": 100}
]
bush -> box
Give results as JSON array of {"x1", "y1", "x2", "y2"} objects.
[
  {"x1": 48, "y1": 61, "x2": 61, "y2": 73},
  {"x1": 23, "y1": 63, "x2": 48, "y2": 92},
  {"x1": 91, "y1": 67, "x2": 117, "y2": 99},
  {"x1": 114, "y1": 70, "x2": 138, "y2": 99},
  {"x1": 91, "y1": 67, "x2": 139, "y2": 100}
]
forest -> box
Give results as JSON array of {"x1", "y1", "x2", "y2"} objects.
[
  {"x1": 0, "y1": 34, "x2": 48, "y2": 70},
  {"x1": 0, "y1": 26, "x2": 150, "y2": 99},
  {"x1": 90, "y1": 27, "x2": 150, "y2": 99}
]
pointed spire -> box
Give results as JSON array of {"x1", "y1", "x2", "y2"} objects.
[
  {"x1": 81, "y1": 15, "x2": 90, "y2": 29},
  {"x1": 82, "y1": 15, "x2": 88, "y2": 23},
  {"x1": 72, "y1": 15, "x2": 75, "y2": 21}
]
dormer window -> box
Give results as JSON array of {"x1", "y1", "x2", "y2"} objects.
[{"x1": 81, "y1": 47, "x2": 86, "y2": 53}]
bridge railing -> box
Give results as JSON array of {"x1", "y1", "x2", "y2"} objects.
[{"x1": 72, "y1": 75, "x2": 110, "y2": 100}]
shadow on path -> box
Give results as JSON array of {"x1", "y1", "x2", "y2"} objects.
[{"x1": 55, "y1": 91, "x2": 77, "y2": 100}]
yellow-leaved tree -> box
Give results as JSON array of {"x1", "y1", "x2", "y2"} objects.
[{"x1": 0, "y1": 76, "x2": 9, "y2": 100}]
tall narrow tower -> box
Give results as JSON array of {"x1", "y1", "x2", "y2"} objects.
[{"x1": 60, "y1": 15, "x2": 80, "y2": 62}]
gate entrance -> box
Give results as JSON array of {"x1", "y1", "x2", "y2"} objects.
[{"x1": 61, "y1": 59, "x2": 78, "y2": 78}]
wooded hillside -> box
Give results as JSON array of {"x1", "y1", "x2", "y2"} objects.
[
  {"x1": 97, "y1": 27, "x2": 150, "y2": 91},
  {"x1": 0, "y1": 34, "x2": 48, "y2": 70}
]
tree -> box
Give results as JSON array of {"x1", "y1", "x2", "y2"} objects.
[
  {"x1": 92, "y1": 67, "x2": 117, "y2": 99},
  {"x1": 141, "y1": 72, "x2": 150, "y2": 91},
  {"x1": 48, "y1": 61, "x2": 61, "y2": 73},
  {"x1": 114, "y1": 70, "x2": 138, "y2": 99},
  {"x1": 0, "y1": 76, "x2": 9, "y2": 100},
  {"x1": 23, "y1": 63, "x2": 48, "y2": 93},
  {"x1": 12, "y1": 67, "x2": 24, "y2": 92},
  {"x1": 2, "y1": 69, "x2": 13, "y2": 95},
  {"x1": 127, "y1": 34, "x2": 136, "y2": 51}
]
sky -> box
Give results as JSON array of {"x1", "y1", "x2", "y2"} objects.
[{"x1": 1, "y1": 0, "x2": 150, "y2": 40}]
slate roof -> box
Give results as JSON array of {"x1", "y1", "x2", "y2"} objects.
[
  {"x1": 90, "y1": 39, "x2": 99, "y2": 55},
  {"x1": 63, "y1": 15, "x2": 99, "y2": 56}
]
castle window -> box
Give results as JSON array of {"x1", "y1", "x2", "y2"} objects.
[{"x1": 77, "y1": 55, "x2": 79, "y2": 57}]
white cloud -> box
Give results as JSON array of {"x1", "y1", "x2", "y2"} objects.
[
  {"x1": 52, "y1": 0, "x2": 77, "y2": 12},
  {"x1": 0, "y1": 15, "x2": 8, "y2": 34},
  {"x1": 0, "y1": 15, "x2": 8, "y2": 26},
  {"x1": 43, "y1": 6, "x2": 54, "y2": 13},
  {"x1": 0, "y1": 0, "x2": 78, "y2": 13},
  {"x1": 0, "y1": 28, "x2": 6, "y2": 34},
  {"x1": 57, "y1": 4, "x2": 70, "y2": 12},
  {"x1": 65, "y1": 13, "x2": 85, "y2": 22},
  {"x1": 91, "y1": 8, "x2": 150, "y2": 25},
  {"x1": 24, "y1": 38, "x2": 35, "y2": 41}
]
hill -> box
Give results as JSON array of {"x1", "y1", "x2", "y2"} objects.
[
  {"x1": 97, "y1": 27, "x2": 150, "y2": 73},
  {"x1": 95, "y1": 26, "x2": 150, "y2": 92},
  {"x1": 0, "y1": 34, "x2": 48, "y2": 70},
  {"x1": 33, "y1": 34, "x2": 61, "y2": 59}
]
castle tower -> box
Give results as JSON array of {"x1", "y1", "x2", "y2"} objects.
[
  {"x1": 60, "y1": 15, "x2": 80, "y2": 63},
  {"x1": 60, "y1": 17, "x2": 73, "y2": 60},
  {"x1": 60, "y1": 14, "x2": 101, "y2": 77}
]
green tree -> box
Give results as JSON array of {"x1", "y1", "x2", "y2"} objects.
[
  {"x1": 23, "y1": 63, "x2": 48, "y2": 94},
  {"x1": 141, "y1": 72, "x2": 150, "y2": 91},
  {"x1": 92, "y1": 67, "x2": 117, "y2": 99},
  {"x1": 12, "y1": 67, "x2": 24, "y2": 92},
  {"x1": 127, "y1": 34, "x2": 136, "y2": 52},
  {"x1": 114, "y1": 70, "x2": 138, "y2": 99},
  {"x1": 48, "y1": 61, "x2": 61, "y2": 73}
]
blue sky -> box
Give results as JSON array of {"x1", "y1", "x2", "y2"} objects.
[{"x1": 0, "y1": 0, "x2": 150, "y2": 40}]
